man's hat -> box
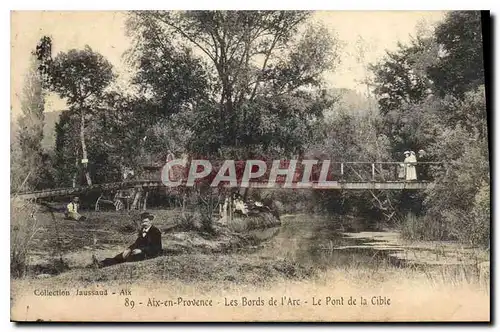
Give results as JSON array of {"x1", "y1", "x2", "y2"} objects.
[{"x1": 140, "y1": 212, "x2": 155, "y2": 221}]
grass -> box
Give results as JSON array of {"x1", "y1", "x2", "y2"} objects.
[
  {"x1": 10, "y1": 206, "x2": 283, "y2": 275},
  {"x1": 10, "y1": 198, "x2": 42, "y2": 278},
  {"x1": 10, "y1": 209, "x2": 490, "y2": 322},
  {"x1": 11, "y1": 261, "x2": 489, "y2": 322}
]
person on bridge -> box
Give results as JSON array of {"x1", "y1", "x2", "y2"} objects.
[
  {"x1": 92, "y1": 212, "x2": 162, "y2": 268},
  {"x1": 65, "y1": 196, "x2": 86, "y2": 221},
  {"x1": 417, "y1": 149, "x2": 430, "y2": 180},
  {"x1": 403, "y1": 151, "x2": 417, "y2": 181}
]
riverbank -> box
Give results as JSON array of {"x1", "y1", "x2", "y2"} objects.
[
  {"x1": 16, "y1": 211, "x2": 490, "y2": 287},
  {"x1": 11, "y1": 211, "x2": 490, "y2": 321},
  {"x1": 13, "y1": 208, "x2": 282, "y2": 275}
]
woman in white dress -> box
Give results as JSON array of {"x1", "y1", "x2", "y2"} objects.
[{"x1": 404, "y1": 151, "x2": 417, "y2": 181}]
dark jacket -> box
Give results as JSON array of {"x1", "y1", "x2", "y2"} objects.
[{"x1": 129, "y1": 225, "x2": 163, "y2": 258}]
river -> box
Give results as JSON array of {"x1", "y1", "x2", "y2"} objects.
[{"x1": 255, "y1": 214, "x2": 486, "y2": 272}]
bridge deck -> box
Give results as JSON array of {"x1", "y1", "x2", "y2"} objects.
[{"x1": 13, "y1": 180, "x2": 430, "y2": 200}]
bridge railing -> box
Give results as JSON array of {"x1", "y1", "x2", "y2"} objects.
[
  {"x1": 139, "y1": 161, "x2": 445, "y2": 183},
  {"x1": 331, "y1": 162, "x2": 445, "y2": 182},
  {"x1": 13, "y1": 162, "x2": 446, "y2": 199}
]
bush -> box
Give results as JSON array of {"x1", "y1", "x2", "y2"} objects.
[
  {"x1": 174, "y1": 212, "x2": 198, "y2": 231},
  {"x1": 172, "y1": 186, "x2": 220, "y2": 234},
  {"x1": 399, "y1": 212, "x2": 449, "y2": 241},
  {"x1": 10, "y1": 198, "x2": 40, "y2": 278},
  {"x1": 469, "y1": 182, "x2": 490, "y2": 247},
  {"x1": 229, "y1": 212, "x2": 281, "y2": 232},
  {"x1": 420, "y1": 126, "x2": 489, "y2": 247},
  {"x1": 256, "y1": 189, "x2": 313, "y2": 214}
]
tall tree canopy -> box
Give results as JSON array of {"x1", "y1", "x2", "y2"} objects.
[
  {"x1": 50, "y1": 47, "x2": 115, "y2": 106},
  {"x1": 12, "y1": 55, "x2": 46, "y2": 191},
  {"x1": 371, "y1": 11, "x2": 486, "y2": 155},
  {"x1": 126, "y1": 11, "x2": 340, "y2": 158},
  {"x1": 40, "y1": 40, "x2": 115, "y2": 186},
  {"x1": 370, "y1": 36, "x2": 438, "y2": 116},
  {"x1": 428, "y1": 11, "x2": 485, "y2": 99}
]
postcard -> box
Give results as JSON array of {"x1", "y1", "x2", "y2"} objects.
[{"x1": 10, "y1": 10, "x2": 490, "y2": 322}]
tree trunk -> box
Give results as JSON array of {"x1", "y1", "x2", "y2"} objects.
[
  {"x1": 242, "y1": 187, "x2": 250, "y2": 200},
  {"x1": 142, "y1": 191, "x2": 149, "y2": 211},
  {"x1": 80, "y1": 109, "x2": 92, "y2": 186},
  {"x1": 72, "y1": 157, "x2": 78, "y2": 188}
]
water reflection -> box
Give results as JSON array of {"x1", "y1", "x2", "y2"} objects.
[{"x1": 258, "y1": 214, "x2": 479, "y2": 272}]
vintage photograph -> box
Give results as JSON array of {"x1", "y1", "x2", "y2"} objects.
[{"x1": 10, "y1": 10, "x2": 490, "y2": 322}]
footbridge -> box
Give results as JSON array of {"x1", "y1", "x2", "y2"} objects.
[{"x1": 13, "y1": 162, "x2": 442, "y2": 200}]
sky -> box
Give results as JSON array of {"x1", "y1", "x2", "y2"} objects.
[{"x1": 10, "y1": 10, "x2": 448, "y2": 118}]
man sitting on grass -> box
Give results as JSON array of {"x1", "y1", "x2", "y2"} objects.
[
  {"x1": 65, "y1": 196, "x2": 86, "y2": 221},
  {"x1": 93, "y1": 212, "x2": 162, "y2": 268}
]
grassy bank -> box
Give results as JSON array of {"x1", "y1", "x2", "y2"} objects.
[
  {"x1": 10, "y1": 209, "x2": 489, "y2": 322},
  {"x1": 11, "y1": 262, "x2": 489, "y2": 322}
]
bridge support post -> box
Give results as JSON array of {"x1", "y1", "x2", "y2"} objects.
[
  {"x1": 130, "y1": 187, "x2": 143, "y2": 210},
  {"x1": 142, "y1": 190, "x2": 149, "y2": 210},
  {"x1": 229, "y1": 195, "x2": 233, "y2": 225}
]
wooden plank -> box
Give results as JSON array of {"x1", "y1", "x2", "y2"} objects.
[
  {"x1": 339, "y1": 182, "x2": 429, "y2": 190},
  {"x1": 14, "y1": 179, "x2": 431, "y2": 200}
]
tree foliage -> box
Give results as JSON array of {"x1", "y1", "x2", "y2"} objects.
[
  {"x1": 126, "y1": 11, "x2": 340, "y2": 158},
  {"x1": 422, "y1": 87, "x2": 489, "y2": 246},
  {"x1": 428, "y1": 11, "x2": 485, "y2": 98},
  {"x1": 53, "y1": 110, "x2": 80, "y2": 186},
  {"x1": 50, "y1": 46, "x2": 115, "y2": 106},
  {"x1": 13, "y1": 11, "x2": 489, "y2": 248},
  {"x1": 370, "y1": 36, "x2": 438, "y2": 115},
  {"x1": 12, "y1": 55, "x2": 46, "y2": 191},
  {"x1": 370, "y1": 11, "x2": 489, "y2": 246},
  {"x1": 40, "y1": 39, "x2": 115, "y2": 186}
]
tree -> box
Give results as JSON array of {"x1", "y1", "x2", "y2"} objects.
[
  {"x1": 13, "y1": 55, "x2": 45, "y2": 191},
  {"x1": 370, "y1": 13, "x2": 489, "y2": 245},
  {"x1": 309, "y1": 107, "x2": 395, "y2": 218},
  {"x1": 40, "y1": 38, "x2": 115, "y2": 186},
  {"x1": 126, "y1": 11, "x2": 340, "y2": 158},
  {"x1": 125, "y1": 27, "x2": 211, "y2": 118},
  {"x1": 370, "y1": 35, "x2": 438, "y2": 116},
  {"x1": 54, "y1": 110, "x2": 80, "y2": 187},
  {"x1": 422, "y1": 86, "x2": 489, "y2": 246},
  {"x1": 371, "y1": 11, "x2": 486, "y2": 156},
  {"x1": 428, "y1": 11, "x2": 485, "y2": 99},
  {"x1": 93, "y1": 94, "x2": 173, "y2": 171},
  {"x1": 370, "y1": 29, "x2": 444, "y2": 156}
]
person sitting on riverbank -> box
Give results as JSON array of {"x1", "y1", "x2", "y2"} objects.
[
  {"x1": 233, "y1": 194, "x2": 249, "y2": 216},
  {"x1": 92, "y1": 212, "x2": 162, "y2": 268},
  {"x1": 65, "y1": 197, "x2": 86, "y2": 221}
]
